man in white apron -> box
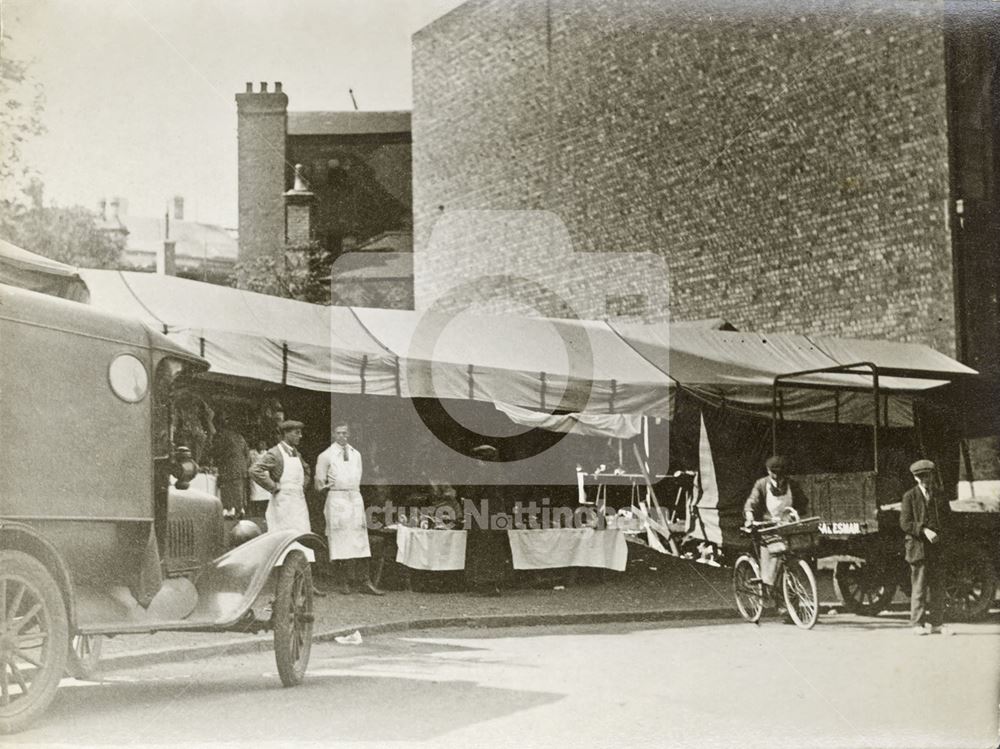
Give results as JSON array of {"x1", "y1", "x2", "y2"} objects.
[
  {"x1": 743, "y1": 455, "x2": 809, "y2": 609},
  {"x1": 249, "y1": 419, "x2": 325, "y2": 596},
  {"x1": 315, "y1": 423, "x2": 383, "y2": 596}
]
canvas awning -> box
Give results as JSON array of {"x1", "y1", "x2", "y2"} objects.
[
  {"x1": 351, "y1": 307, "x2": 673, "y2": 416},
  {"x1": 609, "y1": 322, "x2": 976, "y2": 426},
  {"x1": 74, "y1": 270, "x2": 975, "y2": 430},
  {"x1": 0, "y1": 239, "x2": 89, "y2": 301},
  {"x1": 79, "y1": 270, "x2": 399, "y2": 393}
]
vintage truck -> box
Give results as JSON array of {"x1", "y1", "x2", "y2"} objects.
[{"x1": 0, "y1": 282, "x2": 324, "y2": 733}]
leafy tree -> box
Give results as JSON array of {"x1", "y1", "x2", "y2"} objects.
[
  {"x1": 0, "y1": 181, "x2": 125, "y2": 268},
  {"x1": 0, "y1": 50, "x2": 122, "y2": 268},
  {"x1": 0, "y1": 52, "x2": 44, "y2": 198},
  {"x1": 236, "y1": 242, "x2": 333, "y2": 304}
]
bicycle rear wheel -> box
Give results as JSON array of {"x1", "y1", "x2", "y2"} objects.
[
  {"x1": 733, "y1": 555, "x2": 763, "y2": 623},
  {"x1": 782, "y1": 557, "x2": 819, "y2": 630}
]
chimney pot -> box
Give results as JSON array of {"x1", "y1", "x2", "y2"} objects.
[
  {"x1": 260, "y1": 81, "x2": 268, "y2": 93},
  {"x1": 97, "y1": 198, "x2": 107, "y2": 221},
  {"x1": 292, "y1": 164, "x2": 308, "y2": 192},
  {"x1": 245, "y1": 82, "x2": 253, "y2": 93},
  {"x1": 109, "y1": 197, "x2": 120, "y2": 222},
  {"x1": 275, "y1": 81, "x2": 282, "y2": 93}
]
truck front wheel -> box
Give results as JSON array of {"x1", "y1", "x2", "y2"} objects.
[
  {"x1": 0, "y1": 550, "x2": 70, "y2": 734},
  {"x1": 272, "y1": 550, "x2": 314, "y2": 687}
]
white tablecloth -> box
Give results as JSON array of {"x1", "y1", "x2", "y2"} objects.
[
  {"x1": 395, "y1": 527, "x2": 629, "y2": 572},
  {"x1": 395, "y1": 526, "x2": 468, "y2": 571},
  {"x1": 507, "y1": 528, "x2": 628, "y2": 572}
]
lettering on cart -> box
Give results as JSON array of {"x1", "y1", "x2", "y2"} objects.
[{"x1": 818, "y1": 521, "x2": 863, "y2": 535}]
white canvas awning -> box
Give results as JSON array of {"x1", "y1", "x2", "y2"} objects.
[{"x1": 74, "y1": 269, "x2": 976, "y2": 430}]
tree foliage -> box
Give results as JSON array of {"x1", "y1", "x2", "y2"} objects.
[
  {"x1": 0, "y1": 182, "x2": 125, "y2": 268},
  {"x1": 0, "y1": 49, "x2": 122, "y2": 268},
  {"x1": 0, "y1": 52, "x2": 44, "y2": 195},
  {"x1": 236, "y1": 242, "x2": 333, "y2": 304}
]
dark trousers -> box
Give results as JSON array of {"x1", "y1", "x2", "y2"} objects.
[
  {"x1": 219, "y1": 477, "x2": 247, "y2": 514},
  {"x1": 909, "y1": 554, "x2": 946, "y2": 627}
]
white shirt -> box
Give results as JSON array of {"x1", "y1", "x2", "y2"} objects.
[{"x1": 316, "y1": 442, "x2": 363, "y2": 492}]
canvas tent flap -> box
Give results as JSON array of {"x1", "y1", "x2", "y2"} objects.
[
  {"x1": 352, "y1": 307, "x2": 673, "y2": 416},
  {"x1": 493, "y1": 402, "x2": 645, "y2": 438},
  {"x1": 0, "y1": 239, "x2": 89, "y2": 301},
  {"x1": 609, "y1": 321, "x2": 970, "y2": 426},
  {"x1": 81, "y1": 270, "x2": 400, "y2": 393},
  {"x1": 809, "y1": 336, "x2": 977, "y2": 377}
]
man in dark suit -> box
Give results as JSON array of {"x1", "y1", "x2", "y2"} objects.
[{"x1": 900, "y1": 459, "x2": 952, "y2": 635}]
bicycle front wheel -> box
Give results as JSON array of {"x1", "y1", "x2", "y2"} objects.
[
  {"x1": 782, "y1": 557, "x2": 819, "y2": 630},
  {"x1": 733, "y1": 555, "x2": 764, "y2": 623}
]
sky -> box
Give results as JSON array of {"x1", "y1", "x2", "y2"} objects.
[{"x1": 4, "y1": 0, "x2": 466, "y2": 227}]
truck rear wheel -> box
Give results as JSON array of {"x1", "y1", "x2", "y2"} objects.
[
  {"x1": 945, "y1": 547, "x2": 997, "y2": 622},
  {"x1": 272, "y1": 550, "x2": 314, "y2": 687},
  {"x1": 0, "y1": 550, "x2": 70, "y2": 734},
  {"x1": 834, "y1": 560, "x2": 897, "y2": 617}
]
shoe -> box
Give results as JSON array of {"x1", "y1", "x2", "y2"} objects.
[
  {"x1": 778, "y1": 607, "x2": 794, "y2": 624},
  {"x1": 338, "y1": 581, "x2": 352, "y2": 595},
  {"x1": 912, "y1": 625, "x2": 929, "y2": 635},
  {"x1": 360, "y1": 581, "x2": 385, "y2": 597},
  {"x1": 929, "y1": 625, "x2": 952, "y2": 636}
]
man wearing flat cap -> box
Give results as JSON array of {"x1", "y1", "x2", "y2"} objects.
[
  {"x1": 250, "y1": 420, "x2": 325, "y2": 595},
  {"x1": 744, "y1": 455, "x2": 809, "y2": 608},
  {"x1": 901, "y1": 459, "x2": 952, "y2": 635}
]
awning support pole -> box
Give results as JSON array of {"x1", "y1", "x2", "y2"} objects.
[{"x1": 360, "y1": 354, "x2": 368, "y2": 395}]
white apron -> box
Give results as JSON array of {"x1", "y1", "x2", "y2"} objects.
[
  {"x1": 760, "y1": 482, "x2": 793, "y2": 586},
  {"x1": 266, "y1": 452, "x2": 312, "y2": 535},
  {"x1": 765, "y1": 482, "x2": 793, "y2": 521},
  {"x1": 323, "y1": 445, "x2": 371, "y2": 560}
]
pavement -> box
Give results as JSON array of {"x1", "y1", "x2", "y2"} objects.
[
  {"x1": 95, "y1": 545, "x2": 849, "y2": 672},
  {"x1": 101, "y1": 544, "x2": 768, "y2": 671}
]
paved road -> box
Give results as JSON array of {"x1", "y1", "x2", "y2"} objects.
[{"x1": 12, "y1": 616, "x2": 1000, "y2": 749}]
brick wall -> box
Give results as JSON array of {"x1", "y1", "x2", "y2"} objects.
[
  {"x1": 413, "y1": 0, "x2": 956, "y2": 353},
  {"x1": 236, "y1": 83, "x2": 288, "y2": 273},
  {"x1": 288, "y1": 134, "x2": 411, "y2": 250}
]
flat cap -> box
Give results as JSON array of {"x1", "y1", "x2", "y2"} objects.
[
  {"x1": 471, "y1": 444, "x2": 498, "y2": 459},
  {"x1": 765, "y1": 455, "x2": 789, "y2": 472},
  {"x1": 909, "y1": 459, "x2": 936, "y2": 475},
  {"x1": 279, "y1": 419, "x2": 304, "y2": 433}
]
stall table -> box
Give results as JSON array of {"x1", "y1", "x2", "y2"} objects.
[{"x1": 392, "y1": 525, "x2": 628, "y2": 573}]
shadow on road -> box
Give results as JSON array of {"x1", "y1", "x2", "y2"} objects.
[{"x1": 20, "y1": 640, "x2": 562, "y2": 745}]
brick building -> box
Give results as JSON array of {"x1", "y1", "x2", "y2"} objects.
[
  {"x1": 235, "y1": 82, "x2": 412, "y2": 306},
  {"x1": 412, "y1": 0, "x2": 1000, "y2": 375}
]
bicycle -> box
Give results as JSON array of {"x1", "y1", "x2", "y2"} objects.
[{"x1": 733, "y1": 516, "x2": 821, "y2": 630}]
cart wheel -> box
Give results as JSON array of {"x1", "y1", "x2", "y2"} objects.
[
  {"x1": 0, "y1": 550, "x2": 70, "y2": 735},
  {"x1": 945, "y1": 547, "x2": 997, "y2": 622},
  {"x1": 733, "y1": 555, "x2": 764, "y2": 623},
  {"x1": 67, "y1": 634, "x2": 102, "y2": 680},
  {"x1": 834, "y1": 560, "x2": 897, "y2": 617},
  {"x1": 782, "y1": 557, "x2": 819, "y2": 630},
  {"x1": 272, "y1": 550, "x2": 314, "y2": 687}
]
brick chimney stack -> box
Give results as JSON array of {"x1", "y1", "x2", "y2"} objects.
[{"x1": 235, "y1": 81, "x2": 289, "y2": 284}]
